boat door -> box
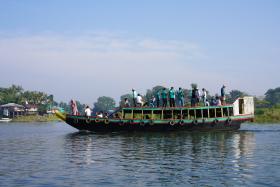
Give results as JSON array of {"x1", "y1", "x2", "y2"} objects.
[{"x1": 239, "y1": 99, "x2": 244, "y2": 114}]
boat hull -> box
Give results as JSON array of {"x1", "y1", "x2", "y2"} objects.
[{"x1": 64, "y1": 115, "x2": 252, "y2": 132}]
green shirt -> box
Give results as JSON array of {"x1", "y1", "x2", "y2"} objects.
[
  {"x1": 178, "y1": 90, "x2": 184, "y2": 98},
  {"x1": 161, "y1": 90, "x2": 167, "y2": 99},
  {"x1": 169, "y1": 89, "x2": 175, "y2": 99}
]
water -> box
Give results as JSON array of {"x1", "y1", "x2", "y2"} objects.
[{"x1": 0, "y1": 123, "x2": 280, "y2": 187}]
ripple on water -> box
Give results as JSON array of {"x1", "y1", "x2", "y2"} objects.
[{"x1": 0, "y1": 123, "x2": 280, "y2": 186}]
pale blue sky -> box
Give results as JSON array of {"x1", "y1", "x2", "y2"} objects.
[{"x1": 0, "y1": 0, "x2": 279, "y2": 104}]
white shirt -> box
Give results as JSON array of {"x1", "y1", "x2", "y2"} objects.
[
  {"x1": 133, "y1": 91, "x2": 138, "y2": 98},
  {"x1": 202, "y1": 90, "x2": 207, "y2": 98},
  {"x1": 136, "y1": 95, "x2": 143, "y2": 104},
  {"x1": 85, "y1": 108, "x2": 91, "y2": 117}
]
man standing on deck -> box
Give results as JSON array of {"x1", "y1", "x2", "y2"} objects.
[
  {"x1": 221, "y1": 85, "x2": 226, "y2": 105},
  {"x1": 155, "y1": 91, "x2": 161, "y2": 107},
  {"x1": 202, "y1": 88, "x2": 207, "y2": 106},
  {"x1": 178, "y1": 87, "x2": 185, "y2": 107},
  {"x1": 161, "y1": 88, "x2": 168, "y2": 107},
  {"x1": 132, "y1": 89, "x2": 137, "y2": 107},
  {"x1": 169, "y1": 87, "x2": 175, "y2": 107}
]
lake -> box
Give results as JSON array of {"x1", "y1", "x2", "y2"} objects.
[{"x1": 0, "y1": 122, "x2": 280, "y2": 187}]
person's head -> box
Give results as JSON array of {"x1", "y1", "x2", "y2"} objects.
[
  {"x1": 124, "y1": 98, "x2": 128, "y2": 101},
  {"x1": 86, "y1": 105, "x2": 89, "y2": 108},
  {"x1": 163, "y1": 88, "x2": 166, "y2": 90},
  {"x1": 223, "y1": 85, "x2": 226, "y2": 88},
  {"x1": 202, "y1": 88, "x2": 205, "y2": 91},
  {"x1": 132, "y1": 89, "x2": 135, "y2": 91},
  {"x1": 100, "y1": 111, "x2": 103, "y2": 114},
  {"x1": 179, "y1": 87, "x2": 182, "y2": 90},
  {"x1": 171, "y1": 87, "x2": 174, "y2": 89},
  {"x1": 137, "y1": 93, "x2": 140, "y2": 96}
]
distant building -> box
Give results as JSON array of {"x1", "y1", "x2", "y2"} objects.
[
  {"x1": 0, "y1": 103, "x2": 25, "y2": 118},
  {"x1": 24, "y1": 104, "x2": 38, "y2": 115}
]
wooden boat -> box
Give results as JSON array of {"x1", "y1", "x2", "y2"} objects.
[
  {"x1": 55, "y1": 97, "x2": 254, "y2": 132},
  {"x1": 0, "y1": 118, "x2": 12, "y2": 122}
]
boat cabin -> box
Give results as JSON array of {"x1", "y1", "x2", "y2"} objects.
[{"x1": 121, "y1": 97, "x2": 254, "y2": 120}]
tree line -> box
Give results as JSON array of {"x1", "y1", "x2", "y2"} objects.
[{"x1": 1, "y1": 84, "x2": 280, "y2": 114}]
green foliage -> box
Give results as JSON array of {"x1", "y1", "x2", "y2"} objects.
[
  {"x1": 13, "y1": 114, "x2": 60, "y2": 122},
  {"x1": 190, "y1": 83, "x2": 197, "y2": 89},
  {"x1": 227, "y1": 90, "x2": 248, "y2": 103},
  {"x1": 94, "y1": 96, "x2": 116, "y2": 112},
  {"x1": 255, "y1": 107, "x2": 280, "y2": 123},
  {"x1": 265, "y1": 87, "x2": 280, "y2": 106},
  {"x1": 119, "y1": 94, "x2": 133, "y2": 107}
]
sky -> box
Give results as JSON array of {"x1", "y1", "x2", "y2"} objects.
[{"x1": 0, "y1": 0, "x2": 279, "y2": 105}]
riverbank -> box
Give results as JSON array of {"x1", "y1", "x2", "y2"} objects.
[
  {"x1": 12, "y1": 114, "x2": 60, "y2": 122},
  {"x1": 254, "y1": 107, "x2": 280, "y2": 123}
]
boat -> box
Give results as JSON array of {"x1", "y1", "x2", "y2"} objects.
[
  {"x1": 0, "y1": 118, "x2": 12, "y2": 122},
  {"x1": 55, "y1": 97, "x2": 254, "y2": 132}
]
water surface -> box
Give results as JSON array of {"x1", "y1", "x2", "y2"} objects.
[{"x1": 0, "y1": 122, "x2": 280, "y2": 186}]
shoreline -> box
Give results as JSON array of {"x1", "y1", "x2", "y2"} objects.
[{"x1": 11, "y1": 114, "x2": 61, "y2": 122}]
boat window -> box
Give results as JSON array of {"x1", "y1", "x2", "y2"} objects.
[
  {"x1": 229, "y1": 107, "x2": 233, "y2": 116},
  {"x1": 163, "y1": 109, "x2": 172, "y2": 119},
  {"x1": 209, "y1": 108, "x2": 215, "y2": 118},
  {"x1": 153, "y1": 110, "x2": 162, "y2": 119},
  {"x1": 216, "y1": 108, "x2": 222, "y2": 117},
  {"x1": 133, "y1": 110, "x2": 142, "y2": 119},
  {"x1": 173, "y1": 109, "x2": 182, "y2": 119},
  {"x1": 202, "y1": 109, "x2": 208, "y2": 118},
  {"x1": 182, "y1": 109, "x2": 189, "y2": 119},
  {"x1": 124, "y1": 109, "x2": 133, "y2": 119},
  {"x1": 196, "y1": 109, "x2": 202, "y2": 119},
  {"x1": 223, "y1": 107, "x2": 229, "y2": 117},
  {"x1": 143, "y1": 110, "x2": 152, "y2": 119},
  {"x1": 189, "y1": 109, "x2": 195, "y2": 119}
]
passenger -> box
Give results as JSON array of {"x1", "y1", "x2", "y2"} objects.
[
  {"x1": 161, "y1": 88, "x2": 168, "y2": 107},
  {"x1": 205, "y1": 99, "x2": 210, "y2": 106},
  {"x1": 150, "y1": 96, "x2": 156, "y2": 108},
  {"x1": 132, "y1": 89, "x2": 138, "y2": 107},
  {"x1": 156, "y1": 91, "x2": 161, "y2": 107},
  {"x1": 97, "y1": 111, "x2": 104, "y2": 118},
  {"x1": 124, "y1": 98, "x2": 130, "y2": 107},
  {"x1": 104, "y1": 112, "x2": 109, "y2": 118},
  {"x1": 136, "y1": 94, "x2": 144, "y2": 107},
  {"x1": 177, "y1": 87, "x2": 185, "y2": 107},
  {"x1": 191, "y1": 87, "x2": 196, "y2": 107},
  {"x1": 216, "y1": 96, "x2": 222, "y2": 106},
  {"x1": 201, "y1": 88, "x2": 207, "y2": 106},
  {"x1": 221, "y1": 85, "x2": 226, "y2": 105},
  {"x1": 70, "y1": 99, "x2": 79, "y2": 115},
  {"x1": 84, "y1": 106, "x2": 91, "y2": 118},
  {"x1": 195, "y1": 88, "x2": 200, "y2": 105},
  {"x1": 169, "y1": 87, "x2": 176, "y2": 107}
]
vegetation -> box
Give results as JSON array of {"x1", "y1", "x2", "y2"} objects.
[
  {"x1": 255, "y1": 105, "x2": 280, "y2": 123},
  {"x1": 12, "y1": 114, "x2": 60, "y2": 122},
  {"x1": 1, "y1": 84, "x2": 280, "y2": 123}
]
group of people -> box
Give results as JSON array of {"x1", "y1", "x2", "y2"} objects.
[
  {"x1": 70, "y1": 85, "x2": 227, "y2": 117},
  {"x1": 125, "y1": 85, "x2": 226, "y2": 108},
  {"x1": 71, "y1": 103, "x2": 108, "y2": 118}
]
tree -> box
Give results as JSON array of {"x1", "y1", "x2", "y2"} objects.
[
  {"x1": 93, "y1": 96, "x2": 116, "y2": 112},
  {"x1": 227, "y1": 90, "x2": 248, "y2": 103},
  {"x1": 119, "y1": 94, "x2": 133, "y2": 107},
  {"x1": 265, "y1": 87, "x2": 280, "y2": 106}
]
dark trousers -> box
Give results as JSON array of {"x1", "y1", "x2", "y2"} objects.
[
  {"x1": 156, "y1": 98, "x2": 160, "y2": 107},
  {"x1": 133, "y1": 98, "x2": 137, "y2": 107},
  {"x1": 162, "y1": 98, "x2": 167, "y2": 107},
  {"x1": 169, "y1": 98, "x2": 175, "y2": 107}
]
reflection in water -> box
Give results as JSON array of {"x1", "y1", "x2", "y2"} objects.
[{"x1": 63, "y1": 131, "x2": 256, "y2": 186}]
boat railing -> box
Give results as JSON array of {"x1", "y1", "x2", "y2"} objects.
[{"x1": 121, "y1": 105, "x2": 235, "y2": 120}]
